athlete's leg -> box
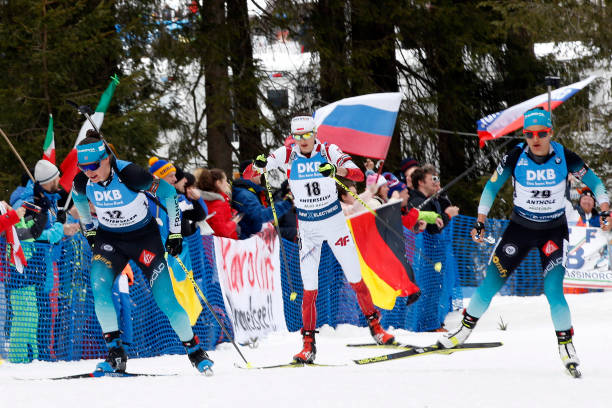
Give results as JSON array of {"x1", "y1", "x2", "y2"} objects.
[
  {"x1": 150, "y1": 262, "x2": 193, "y2": 342},
  {"x1": 466, "y1": 264, "x2": 509, "y2": 318},
  {"x1": 543, "y1": 264, "x2": 571, "y2": 330},
  {"x1": 91, "y1": 259, "x2": 120, "y2": 333}
]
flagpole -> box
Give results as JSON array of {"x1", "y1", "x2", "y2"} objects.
[{"x1": 545, "y1": 75, "x2": 560, "y2": 125}]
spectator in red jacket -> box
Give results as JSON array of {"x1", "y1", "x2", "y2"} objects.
[
  {"x1": 0, "y1": 201, "x2": 25, "y2": 233},
  {"x1": 196, "y1": 168, "x2": 239, "y2": 239}
]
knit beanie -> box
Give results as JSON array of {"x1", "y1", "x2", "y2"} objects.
[
  {"x1": 34, "y1": 159, "x2": 60, "y2": 184},
  {"x1": 149, "y1": 157, "x2": 176, "y2": 178},
  {"x1": 400, "y1": 157, "x2": 419, "y2": 173},
  {"x1": 366, "y1": 173, "x2": 387, "y2": 190}
]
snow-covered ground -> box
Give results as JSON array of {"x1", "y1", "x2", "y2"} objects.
[{"x1": 1, "y1": 292, "x2": 611, "y2": 408}]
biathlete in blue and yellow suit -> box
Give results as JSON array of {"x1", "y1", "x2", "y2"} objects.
[
  {"x1": 438, "y1": 108, "x2": 610, "y2": 374},
  {"x1": 72, "y1": 130, "x2": 213, "y2": 374}
]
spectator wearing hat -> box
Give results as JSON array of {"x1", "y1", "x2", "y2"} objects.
[
  {"x1": 196, "y1": 168, "x2": 239, "y2": 239},
  {"x1": 149, "y1": 157, "x2": 178, "y2": 185},
  {"x1": 567, "y1": 188, "x2": 600, "y2": 227},
  {"x1": 175, "y1": 170, "x2": 209, "y2": 237},
  {"x1": 363, "y1": 173, "x2": 388, "y2": 209},
  {"x1": 273, "y1": 180, "x2": 299, "y2": 242},
  {"x1": 12, "y1": 159, "x2": 79, "y2": 242},
  {"x1": 233, "y1": 160, "x2": 292, "y2": 240},
  {"x1": 398, "y1": 157, "x2": 420, "y2": 192}
]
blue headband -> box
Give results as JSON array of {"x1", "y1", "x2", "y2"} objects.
[
  {"x1": 524, "y1": 109, "x2": 552, "y2": 129},
  {"x1": 77, "y1": 140, "x2": 108, "y2": 164}
]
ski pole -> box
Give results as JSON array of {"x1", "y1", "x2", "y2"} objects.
[
  {"x1": 169, "y1": 254, "x2": 252, "y2": 367},
  {"x1": 262, "y1": 171, "x2": 298, "y2": 301},
  {"x1": 333, "y1": 176, "x2": 443, "y2": 272},
  {"x1": 0, "y1": 127, "x2": 57, "y2": 217}
]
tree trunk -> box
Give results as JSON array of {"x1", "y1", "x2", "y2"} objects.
[{"x1": 201, "y1": 0, "x2": 234, "y2": 174}]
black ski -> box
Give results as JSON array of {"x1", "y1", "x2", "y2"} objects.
[
  {"x1": 353, "y1": 342, "x2": 503, "y2": 365},
  {"x1": 17, "y1": 371, "x2": 177, "y2": 380},
  {"x1": 235, "y1": 361, "x2": 345, "y2": 370}
]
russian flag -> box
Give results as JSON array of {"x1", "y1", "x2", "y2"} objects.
[
  {"x1": 477, "y1": 76, "x2": 596, "y2": 147},
  {"x1": 314, "y1": 92, "x2": 402, "y2": 160}
]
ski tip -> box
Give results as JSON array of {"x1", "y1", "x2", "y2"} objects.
[{"x1": 566, "y1": 364, "x2": 582, "y2": 379}]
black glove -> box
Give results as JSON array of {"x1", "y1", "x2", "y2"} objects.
[
  {"x1": 601, "y1": 210, "x2": 610, "y2": 227},
  {"x1": 254, "y1": 154, "x2": 267, "y2": 169},
  {"x1": 84, "y1": 229, "x2": 97, "y2": 248},
  {"x1": 166, "y1": 233, "x2": 183, "y2": 256},
  {"x1": 473, "y1": 221, "x2": 485, "y2": 239},
  {"x1": 318, "y1": 163, "x2": 337, "y2": 178},
  {"x1": 56, "y1": 209, "x2": 67, "y2": 224}
]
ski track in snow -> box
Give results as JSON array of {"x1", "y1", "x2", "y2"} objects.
[{"x1": 1, "y1": 293, "x2": 611, "y2": 408}]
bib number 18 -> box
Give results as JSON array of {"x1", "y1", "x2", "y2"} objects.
[{"x1": 305, "y1": 182, "x2": 321, "y2": 197}]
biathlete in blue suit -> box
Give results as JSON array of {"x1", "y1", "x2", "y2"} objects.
[
  {"x1": 72, "y1": 130, "x2": 213, "y2": 374},
  {"x1": 439, "y1": 108, "x2": 610, "y2": 374}
]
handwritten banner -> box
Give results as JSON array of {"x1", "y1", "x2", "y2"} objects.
[
  {"x1": 213, "y1": 223, "x2": 287, "y2": 343},
  {"x1": 564, "y1": 226, "x2": 612, "y2": 289}
]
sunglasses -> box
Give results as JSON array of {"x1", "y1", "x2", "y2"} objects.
[
  {"x1": 432, "y1": 175, "x2": 440, "y2": 183},
  {"x1": 523, "y1": 129, "x2": 551, "y2": 139},
  {"x1": 292, "y1": 132, "x2": 314, "y2": 141},
  {"x1": 78, "y1": 161, "x2": 102, "y2": 172}
]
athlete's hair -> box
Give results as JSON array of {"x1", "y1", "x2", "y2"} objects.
[
  {"x1": 411, "y1": 164, "x2": 437, "y2": 188},
  {"x1": 337, "y1": 179, "x2": 356, "y2": 202},
  {"x1": 78, "y1": 129, "x2": 102, "y2": 146},
  {"x1": 196, "y1": 168, "x2": 226, "y2": 193}
]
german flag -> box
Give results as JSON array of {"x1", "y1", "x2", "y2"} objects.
[{"x1": 347, "y1": 201, "x2": 420, "y2": 310}]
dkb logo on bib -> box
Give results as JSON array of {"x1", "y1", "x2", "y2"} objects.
[{"x1": 94, "y1": 190, "x2": 123, "y2": 201}]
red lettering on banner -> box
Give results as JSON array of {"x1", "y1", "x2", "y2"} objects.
[{"x1": 247, "y1": 252, "x2": 256, "y2": 287}]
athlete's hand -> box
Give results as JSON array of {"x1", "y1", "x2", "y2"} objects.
[
  {"x1": 471, "y1": 221, "x2": 485, "y2": 243},
  {"x1": 254, "y1": 154, "x2": 267, "y2": 169},
  {"x1": 318, "y1": 163, "x2": 337, "y2": 178},
  {"x1": 600, "y1": 211, "x2": 611, "y2": 231},
  {"x1": 84, "y1": 228, "x2": 97, "y2": 248},
  {"x1": 166, "y1": 233, "x2": 183, "y2": 256}
]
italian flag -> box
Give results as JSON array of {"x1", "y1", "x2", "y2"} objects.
[
  {"x1": 0, "y1": 203, "x2": 26, "y2": 273},
  {"x1": 42, "y1": 114, "x2": 55, "y2": 164},
  {"x1": 59, "y1": 75, "x2": 120, "y2": 192}
]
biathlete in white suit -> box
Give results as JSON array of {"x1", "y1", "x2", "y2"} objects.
[
  {"x1": 72, "y1": 130, "x2": 213, "y2": 374},
  {"x1": 439, "y1": 108, "x2": 611, "y2": 374},
  {"x1": 250, "y1": 116, "x2": 395, "y2": 363}
]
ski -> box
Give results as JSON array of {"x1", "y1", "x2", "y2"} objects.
[
  {"x1": 17, "y1": 371, "x2": 177, "y2": 380},
  {"x1": 347, "y1": 341, "x2": 416, "y2": 349},
  {"x1": 353, "y1": 342, "x2": 503, "y2": 365},
  {"x1": 566, "y1": 363, "x2": 582, "y2": 379},
  {"x1": 235, "y1": 361, "x2": 346, "y2": 370}
]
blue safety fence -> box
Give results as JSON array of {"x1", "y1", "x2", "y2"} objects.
[{"x1": 0, "y1": 214, "x2": 546, "y2": 363}]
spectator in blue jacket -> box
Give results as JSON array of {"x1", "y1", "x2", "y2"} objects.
[{"x1": 232, "y1": 160, "x2": 292, "y2": 240}]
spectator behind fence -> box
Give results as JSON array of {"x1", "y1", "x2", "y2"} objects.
[
  {"x1": 176, "y1": 170, "x2": 209, "y2": 236},
  {"x1": 409, "y1": 164, "x2": 459, "y2": 234},
  {"x1": 272, "y1": 180, "x2": 298, "y2": 242},
  {"x1": 197, "y1": 168, "x2": 239, "y2": 239},
  {"x1": 363, "y1": 173, "x2": 388, "y2": 209},
  {"x1": 566, "y1": 188, "x2": 600, "y2": 227},
  {"x1": 398, "y1": 157, "x2": 419, "y2": 193},
  {"x1": 233, "y1": 160, "x2": 292, "y2": 240}
]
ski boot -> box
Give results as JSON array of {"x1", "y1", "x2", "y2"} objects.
[
  {"x1": 96, "y1": 331, "x2": 127, "y2": 373},
  {"x1": 438, "y1": 310, "x2": 478, "y2": 349},
  {"x1": 557, "y1": 328, "x2": 581, "y2": 378},
  {"x1": 367, "y1": 311, "x2": 395, "y2": 345},
  {"x1": 183, "y1": 335, "x2": 214, "y2": 376},
  {"x1": 293, "y1": 329, "x2": 317, "y2": 363}
]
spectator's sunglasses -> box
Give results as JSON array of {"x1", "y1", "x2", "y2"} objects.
[
  {"x1": 292, "y1": 131, "x2": 314, "y2": 140},
  {"x1": 523, "y1": 128, "x2": 551, "y2": 139},
  {"x1": 78, "y1": 161, "x2": 102, "y2": 172},
  {"x1": 432, "y1": 175, "x2": 440, "y2": 183}
]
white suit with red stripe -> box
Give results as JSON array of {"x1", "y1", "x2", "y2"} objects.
[{"x1": 265, "y1": 140, "x2": 365, "y2": 292}]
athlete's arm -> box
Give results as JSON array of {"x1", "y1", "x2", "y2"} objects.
[
  {"x1": 477, "y1": 147, "x2": 521, "y2": 218},
  {"x1": 72, "y1": 172, "x2": 94, "y2": 227},
  {"x1": 264, "y1": 146, "x2": 290, "y2": 172},
  {"x1": 327, "y1": 144, "x2": 364, "y2": 181},
  {"x1": 119, "y1": 162, "x2": 182, "y2": 234},
  {"x1": 565, "y1": 148, "x2": 610, "y2": 210}
]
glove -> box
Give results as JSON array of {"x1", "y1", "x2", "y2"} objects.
[
  {"x1": 472, "y1": 221, "x2": 485, "y2": 240},
  {"x1": 254, "y1": 154, "x2": 267, "y2": 169},
  {"x1": 601, "y1": 210, "x2": 610, "y2": 228},
  {"x1": 56, "y1": 209, "x2": 67, "y2": 224},
  {"x1": 166, "y1": 233, "x2": 183, "y2": 257},
  {"x1": 318, "y1": 163, "x2": 337, "y2": 178},
  {"x1": 84, "y1": 228, "x2": 97, "y2": 248}
]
